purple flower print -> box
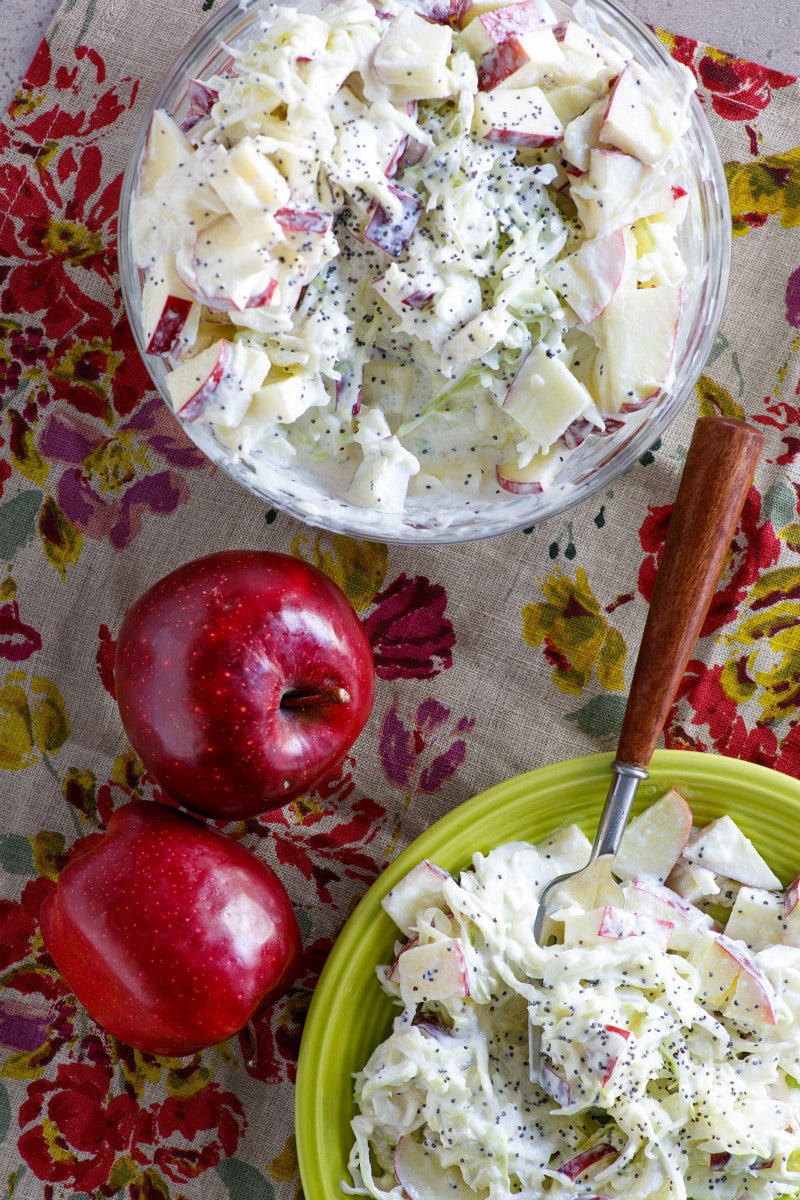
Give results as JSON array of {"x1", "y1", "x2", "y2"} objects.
[
  {"x1": 38, "y1": 398, "x2": 206, "y2": 550},
  {"x1": 380, "y1": 697, "x2": 474, "y2": 793}
]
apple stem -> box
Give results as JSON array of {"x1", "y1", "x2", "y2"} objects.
[
  {"x1": 244, "y1": 1019, "x2": 259, "y2": 1069},
  {"x1": 280, "y1": 686, "x2": 350, "y2": 710}
]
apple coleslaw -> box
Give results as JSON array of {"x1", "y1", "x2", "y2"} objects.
[
  {"x1": 346, "y1": 792, "x2": 800, "y2": 1200},
  {"x1": 131, "y1": 0, "x2": 696, "y2": 511}
]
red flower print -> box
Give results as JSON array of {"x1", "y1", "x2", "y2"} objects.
[
  {"x1": 697, "y1": 54, "x2": 795, "y2": 122},
  {"x1": 0, "y1": 599, "x2": 42, "y2": 661},
  {"x1": 0, "y1": 147, "x2": 119, "y2": 341},
  {"x1": 3, "y1": 41, "x2": 138, "y2": 153},
  {"x1": 18, "y1": 1060, "x2": 145, "y2": 1192},
  {"x1": 152, "y1": 1085, "x2": 246, "y2": 1182},
  {"x1": 96, "y1": 624, "x2": 117, "y2": 697},
  {"x1": 241, "y1": 938, "x2": 331, "y2": 1083},
  {"x1": 363, "y1": 574, "x2": 456, "y2": 680},
  {"x1": 638, "y1": 486, "x2": 780, "y2": 637},
  {"x1": 379, "y1": 696, "x2": 474, "y2": 792}
]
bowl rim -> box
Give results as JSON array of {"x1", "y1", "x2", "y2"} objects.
[
  {"x1": 118, "y1": 0, "x2": 733, "y2": 545},
  {"x1": 294, "y1": 747, "x2": 800, "y2": 1200}
]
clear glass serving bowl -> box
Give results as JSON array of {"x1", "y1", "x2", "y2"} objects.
[{"x1": 118, "y1": 0, "x2": 731, "y2": 544}]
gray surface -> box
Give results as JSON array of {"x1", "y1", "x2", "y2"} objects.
[{"x1": 1, "y1": 0, "x2": 799, "y2": 128}]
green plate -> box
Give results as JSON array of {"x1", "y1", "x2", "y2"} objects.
[{"x1": 295, "y1": 749, "x2": 800, "y2": 1200}]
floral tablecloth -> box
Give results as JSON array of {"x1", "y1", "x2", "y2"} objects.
[{"x1": 0, "y1": 0, "x2": 799, "y2": 1193}]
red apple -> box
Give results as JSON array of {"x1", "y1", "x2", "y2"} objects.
[
  {"x1": 114, "y1": 550, "x2": 375, "y2": 820},
  {"x1": 39, "y1": 800, "x2": 302, "y2": 1056}
]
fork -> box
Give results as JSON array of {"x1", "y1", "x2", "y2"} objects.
[{"x1": 532, "y1": 415, "x2": 764, "y2": 950}]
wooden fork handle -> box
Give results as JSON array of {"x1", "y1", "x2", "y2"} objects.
[{"x1": 616, "y1": 415, "x2": 764, "y2": 770}]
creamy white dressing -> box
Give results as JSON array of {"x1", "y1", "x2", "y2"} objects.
[
  {"x1": 346, "y1": 825, "x2": 800, "y2": 1200},
  {"x1": 133, "y1": 0, "x2": 696, "y2": 512}
]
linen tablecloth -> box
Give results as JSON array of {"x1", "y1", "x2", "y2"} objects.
[{"x1": 1, "y1": 0, "x2": 799, "y2": 1192}]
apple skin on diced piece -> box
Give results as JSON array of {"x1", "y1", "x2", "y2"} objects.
[
  {"x1": 683, "y1": 815, "x2": 782, "y2": 890},
  {"x1": 476, "y1": 28, "x2": 563, "y2": 91},
  {"x1": 460, "y1": 0, "x2": 558, "y2": 56},
  {"x1": 139, "y1": 109, "x2": 191, "y2": 194},
  {"x1": 549, "y1": 228, "x2": 627, "y2": 326},
  {"x1": 395, "y1": 937, "x2": 470, "y2": 1007},
  {"x1": 180, "y1": 77, "x2": 220, "y2": 132},
  {"x1": 613, "y1": 788, "x2": 693, "y2": 884},
  {"x1": 496, "y1": 444, "x2": 567, "y2": 494},
  {"x1": 364, "y1": 186, "x2": 423, "y2": 258},
  {"x1": 176, "y1": 214, "x2": 280, "y2": 312},
  {"x1": 533, "y1": 1057, "x2": 573, "y2": 1107},
  {"x1": 274, "y1": 208, "x2": 333, "y2": 236},
  {"x1": 687, "y1": 929, "x2": 778, "y2": 1023},
  {"x1": 600, "y1": 60, "x2": 693, "y2": 167},
  {"x1": 628, "y1": 877, "x2": 715, "y2": 953},
  {"x1": 381, "y1": 859, "x2": 452, "y2": 937},
  {"x1": 141, "y1": 263, "x2": 201, "y2": 358},
  {"x1": 558, "y1": 1143, "x2": 617, "y2": 1180},
  {"x1": 165, "y1": 338, "x2": 269, "y2": 427},
  {"x1": 502, "y1": 342, "x2": 597, "y2": 450},
  {"x1": 473, "y1": 86, "x2": 562, "y2": 147},
  {"x1": 564, "y1": 904, "x2": 674, "y2": 951}
]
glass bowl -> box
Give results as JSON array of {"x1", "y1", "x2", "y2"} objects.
[
  {"x1": 118, "y1": 0, "x2": 731, "y2": 544},
  {"x1": 294, "y1": 749, "x2": 800, "y2": 1200}
]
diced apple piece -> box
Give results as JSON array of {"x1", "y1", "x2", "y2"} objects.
[
  {"x1": 558, "y1": 1143, "x2": 617, "y2": 1180},
  {"x1": 725, "y1": 886, "x2": 786, "y2": 952},
  {"x1": 781, "y1": 875, "x2": 800, "y2": 952},
  {"x1": 349, "y1": 442, "x2": 421, "y2": 510},
  {"x1": 561, "y1": 97, "x2": 605, "y2": 172},
  {"x1": 496, "y1": 444, "x2": 567, "y2": 493},
  {"x1": 535, "y1": 823, "x2": 592, "y2": 874},
  {"x1": 364, "y1": 187, "x2": 423, "y2": 258},
  {"x1": 395, "y1": 938, "x2": 470, "y2": 1006},
  {"x1": 477, "y1": 28, "x2": 563, "y2": 90},
  {"x1": 718, "y1": 937, "x2": 778, "y2": 1025},
  {"x1": 545, "y1": 80, "x2": 604, "y2": 126},
  {"x1": 683, "y1": 816, "x2": 781, "y2": 890},
  {"x1": 502, "y1": 342, "x2": 596, "y2": 450},
  {"x1": 600, "y1": 60, "x2": 694, "y2": 167},
  {"x1": 552, "y1": 21, "x2": 628, "y2": 87},
  {"x1": 139, "y1": 109, "x2": 191, "y2": 194},
  {"x1": 373, "y1": 9, "x2": 453, "y2": 100},
  {"x1": 613, "y1": 789, "x2": 693, "y2": 884},
  {"x1": 248, "y1": 369, "x2": 327, "y2": 426},
  {"x1": 593, "y1": 283, "x2": 680, "y2": 413},
  {"x1": 165, "y1": 339, "x2": 269, "y2": 426},
  {"x1": 563, "y1": 904, "x2": 673, "y2": 950},
  {"x1": 666, "y1": 858, "x2": 720, "y2": 905},
  {"x1": 394, "y1": 1136, "x2": 475, "y2": 1200},
  {"x1": 628, "y1": 877, "x2": 714, "y2": 953},
  {"x1": 688, "y1": 931, "x2": 777, "y2": 1023},
  {"x1": 473, "y1": 86, "x2": 562, "y2": 146},
  {"x1": 141, "y1": 263, "x2": 201, "y2": 357},
  {"x1": 460, "y1": 0, "x2": 557, "y2": 55},
  {"x1": 600, "y1": 904, "x2": 673, "y2": 949},
  {"x1": 176, "y1": 215, "x2": 279, "y2": 312},
  {"x1": 382, "y1": 860, "x2": 452, "y2": 937},
  {"x1": 570, "y1": 148, "x2": 676, "y2": 235},
  {"x1": 201, "y1": 137, "x2": 292, "y2": 216},
  {"x1": 587, "y1": 1024, "x2": 631, "y2": 1085},
  {"x1": 549, "y1": 229, "x2": 627, "y2": 326}
]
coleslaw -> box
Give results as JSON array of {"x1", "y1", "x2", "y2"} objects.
[{"x1": 346, "y1": 802, "x2": 800, "y2": 1200}]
